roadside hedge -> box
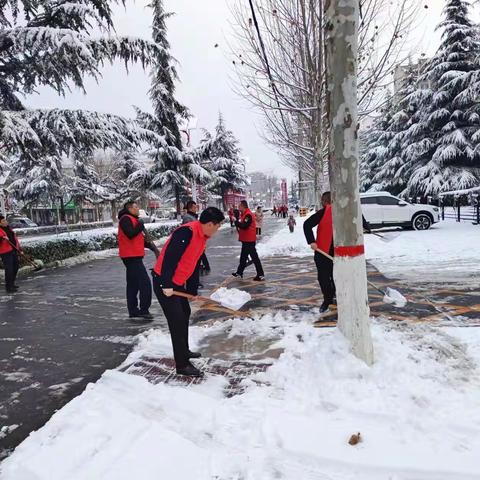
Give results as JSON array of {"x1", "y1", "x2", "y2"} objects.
[{"x1": 1, "y1": 223, "x2": 178, "y2": 268}]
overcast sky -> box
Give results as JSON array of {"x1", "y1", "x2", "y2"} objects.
[{"x1": 27, "y1": 0, "x2": 456, "y2": 181}]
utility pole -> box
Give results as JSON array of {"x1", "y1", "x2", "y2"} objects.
[{"x1": 325, "y1": 0, "x2": 374, "y2": 365}]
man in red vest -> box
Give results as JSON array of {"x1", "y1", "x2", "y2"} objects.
[
  {"x1": 152, "y1": 206, "x2": 225, "y2": 377},
  {"x1": 232, "y1": 200, "x2": 265, "y2": 281},
  {"x1": 303, "y1": 191, "x2": 335, "y2": 313},
  {"x1": 118, "y1": 201, "x2": 159, "y2": 320},
  {"x1": 0, "y1": 215, "x2": 22, "y2": 294}
]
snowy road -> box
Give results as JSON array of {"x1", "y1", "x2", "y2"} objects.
[{"x1": 0, "y1": 217, "x2": 283, "y2": 458}]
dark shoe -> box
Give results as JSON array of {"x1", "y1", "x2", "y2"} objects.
[
  {"x1": 176, "y1": 363, "x2": 203, "y2": 377},
  {"x1": 138, "y1": 312, "x2": 154, "y2": 320},
  {"x1": 188, "y1": 351, "x2": 202, "y2": 359},
  {"x1": 320, "y1": 302, "x2": 331, "y2": 314},
  {"x1": 232, "y1": 272, "x2": 243, "y2": 279},
  {"x1": 253, "y1": 276, "x2": 265, "y2": 281}
]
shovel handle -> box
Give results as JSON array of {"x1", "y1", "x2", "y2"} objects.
[
  {"x1": 171, "y1": 291, "x2": 210, "y2": 302},
  {"x1": 315, "y1": 248, "x2": 334, "y2": 261}
]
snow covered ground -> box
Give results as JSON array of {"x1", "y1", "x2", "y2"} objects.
[
  {"x1": 258, "y1": 216, "x2": 480, "y2": 287},
  {"x1": 1, "y1": 314, "x2": 480, "y2": 480},
  {"x1": 2, "y1": 215, "x2": 480, "y2": 479}
]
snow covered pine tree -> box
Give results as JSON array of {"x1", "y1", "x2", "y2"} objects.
[
  {"x1": 0, "y1": 1, "x2": 160, "y2": 205},
  {"x1": 199, "y1": 113, "x2": 249, "y2": 210},
  {"x1": 134, "y1": 0, "x2": 209, "y2": 215},
  {"x1": 372, "y1": 0, "x2": 480, "y2": 198}
]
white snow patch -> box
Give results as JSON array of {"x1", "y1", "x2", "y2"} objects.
[
  {"x1": 210, "y1": 287, "x2": 252, "y2": 311},
  {"x1": 2, "y1": 315, "x2": 480, "y2": 480}
]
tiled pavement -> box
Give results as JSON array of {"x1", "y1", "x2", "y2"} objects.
[
  {"x1": 191, "y1": 255, "x2": 480, "y2": 328},
  {"x1": 123, "y1": 254, "x2": 480, "y2": 395}
]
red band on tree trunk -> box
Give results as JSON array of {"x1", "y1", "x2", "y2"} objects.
[{"x1": 334, "y1": 245, "x2": 365, "y2": 257}]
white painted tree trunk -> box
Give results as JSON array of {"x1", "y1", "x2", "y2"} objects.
[{"x1": 325, "y1": 0, "x2": 374, "y2": 365}]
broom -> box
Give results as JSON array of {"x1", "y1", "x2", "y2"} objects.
[{"x1": 5, "y1": 238, "x2": 43, "y2": 272}]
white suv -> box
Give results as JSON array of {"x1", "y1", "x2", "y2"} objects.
[{"x1": 360, "y1": 192, "x2": 440, "y2": 230}]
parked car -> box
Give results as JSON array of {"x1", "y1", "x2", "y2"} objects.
[
  {"x1": 360, "y1": 192, "x2": 440, "y2": 230},
  {"x1": 6, "y1": 215, "x2": 38, "y2": 229}
]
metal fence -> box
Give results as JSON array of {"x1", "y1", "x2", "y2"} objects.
[{"x1": 440, "y1": 205, "x2": 480, "y2": 224}]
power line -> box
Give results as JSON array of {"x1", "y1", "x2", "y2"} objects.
[{"x1": 247, "y1": 0, "x2": 285, "y2": 116}]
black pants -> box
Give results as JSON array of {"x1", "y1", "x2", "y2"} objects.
[
  {"x1": 1, "y1": 252, "x2": 19, "y2": 291},
  {"x1": 256, "y1": 227, "x2": 262, "y2": 236},
  {"x1": 314, "y1": 251, "x2": 335, "y2": 305},
  {"x1": 153, "y1": 276, "x2": 191, "y2": 368},
  {"x1": 200, "y1": 252, "x2": 210, "y2": 270},
  {"x1": 237, "y1": 242, "x2": 264, "y2": 277},
  {"x1": 289, "y1": 226, "x2": 294, "y2": 233},
  {"x1": 122, "y1": 257, "x2": 152, "y2": 315}
]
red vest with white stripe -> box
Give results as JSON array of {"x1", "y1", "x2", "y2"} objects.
[
  {"x1": 0, "y1": 227, "x2": 20, "y2": 255},
  {"x1": 316, "y1": 204, "x2": 333, "y2": 255},
  {"x1": 154, "y1": 221, "x2": 207, "y2": 286},
  {"x1": 118, "y1": 214, "x2": 145, "y2": 259},
  {"x1": 238, "y1": 209, "x2": 257, "y2": 243}
]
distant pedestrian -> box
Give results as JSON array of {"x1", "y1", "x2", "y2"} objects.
[
  {"x1": 152, "y1": 207, "x2": 225, "y2": 377},
  {"x1": 272, "y1": 206, "x2": 277, "y2": 216},
  {"x1": 182, "y1": 200, "x2": 210, "y2": 275},
  {"x1": 118, "y1": 201, "x2": 159, "y2": 320},
  {"x1": 295, "y1": 204, "x2": 299, "y2": 213},
  {"x1": 0, "y1": 215, "x2": 22, "y2": 294},
  {"x1": 232, "y1": 200, "x2": 265, "y2": 281},
  {"x1": 228, "y1": 206, "x2": 235, "y2": 227},
  {"x1": 287, "y1": 214, "x2": 296, "y2": 233},
  {"x1": 255, "y1": 206, "x2": 264, "y2": 236}
]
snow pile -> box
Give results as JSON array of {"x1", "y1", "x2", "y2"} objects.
[
  {"x1": 257, "y1": 216, "x2": 311, "y2": 257},
  {"x1": 383, "y1": 287, "x2": 407, "y2": 308},
  {"x1": 210, "y1": 287, "x2": 251, "y2": 311},
  {"x1": 2, "y1": 314, "x2": 480, "y2": 480},
  {"x1": 365, "y1": 220, "x2": 480, "y2": 285}
]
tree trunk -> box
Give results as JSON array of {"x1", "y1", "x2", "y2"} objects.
[
  {"x1": 325, "y1": 0, "x2": 374, "y2": 365},
  {"x1": 59, "y1": 197, "x2": 66, "y2": 224},
  {"x1": 175, "y1": 185, "x2": 181, "y2": 216}
]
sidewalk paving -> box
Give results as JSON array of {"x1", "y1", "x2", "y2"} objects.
[{"x1": 122, "y1": 254, "x2": 480, "y2": 394}]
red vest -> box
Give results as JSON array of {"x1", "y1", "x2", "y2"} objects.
[
  {"x1": 118, "y1": 214, "x2": 145, "y2": 259},
  {"x1": 154, "y1": 221, "x2": 207, "y2": 286},
  {"x1": 0, "y1": 228, "x2": 20, "y2": 255},
  {"x1": 238, "y1": 209, "x2": 257, "y2": 242},
  {"x1": 316, "y1": 204, "x2": 333, "y2": 255}
]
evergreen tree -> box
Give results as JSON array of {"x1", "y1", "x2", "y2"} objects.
[
  {"x1": 135, "y1": 0, "x2": 209, "y2": 213},
  {"x1": 396, "y1": 0, "x2": 480, "y2": 196},
  {"x1": 359, "y1": 93, "x2": 395, "y2": 192},
  {"x1": 371, "y1": 65, "x2": 429, "y2": 195},
  {"x1": 201, "y1": 114, "x2": 249, "y2": 209},
  {"x1": 0, "y1": 1, "x2": 159, "y2": 203}
]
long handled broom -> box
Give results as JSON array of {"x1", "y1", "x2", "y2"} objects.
[{"x1": 5, "y1": 239, "x2": 43, "y2": 272}]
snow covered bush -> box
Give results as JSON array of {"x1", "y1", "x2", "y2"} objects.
[{"x1": 0, "y1": 223, "x2": 179, "y2": 268}]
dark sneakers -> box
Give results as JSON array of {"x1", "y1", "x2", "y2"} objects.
[
  {"x1": 176, "y1": 363, "x2": 203, "y2": 377},
  {"x1": 129, "y1": 311, "x2": 154, "y2": 321},
  {"x1": 232, "y1": 272, "x2": 243, "y2": 279},
  {"x1": 253, "y1": 276, "x2": 265, "y2": 282},
  {"x1": 319, "y1": 302, "x2": 331, "y2": 314},
  {"x1": 188, "y1": 351, "x2": 202, "y2": 359}
]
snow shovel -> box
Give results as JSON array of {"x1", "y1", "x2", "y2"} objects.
[
  {"x1": 369, "y1": 231, "x2": 401, "y2": 243},
  {"x1": 5, "y1": 239, "x2": 43, "y2": 272},
  {"x1": 315, "y1": 248, "x2": 407, "y2": 307},
  {"x1": 172, "y1": 289, "x2": 250, "y2": 313}
]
